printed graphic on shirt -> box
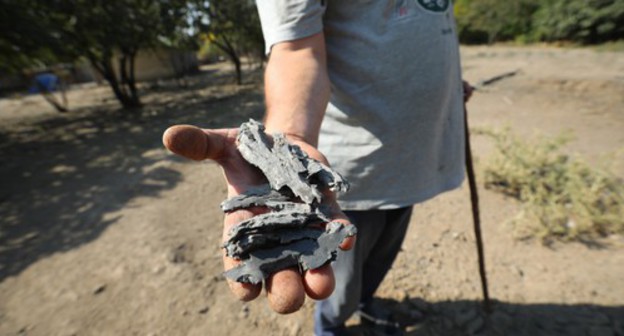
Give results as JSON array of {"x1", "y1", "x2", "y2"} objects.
[{"x1": 416, "y1": 0, "x2": 450, "y2": 13}]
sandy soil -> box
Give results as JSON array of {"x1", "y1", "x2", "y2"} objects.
[{"x1": 0, "y1": 46, "x2": 623, "y2": 336}]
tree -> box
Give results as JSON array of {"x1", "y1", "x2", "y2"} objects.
[
  {"x1": 534, "y1": 0, "x2": 624, "y2": 44},
  {"x1": 195, "y1": 0, "x2": 264, "y2": 85},
  {"x1": 0, "y1": 1, "x2": 74, "y2": 112},
  {"x1": 48, "y1": 0, "x2": 168, "y2": 109},
  {"x1": 455, "y1": 0, "x2": 540, "y2": 44},
  {"x1": 1, "y1": 0, "x2": 197, "y2": 109}
]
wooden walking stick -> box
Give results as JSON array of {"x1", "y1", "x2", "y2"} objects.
[{"x1": 463, "y1": 103, "x2": 492, "y2": 313}]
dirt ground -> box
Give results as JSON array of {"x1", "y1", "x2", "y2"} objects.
[{"x1": 1, "y1": 46, "x2": 623, "y2": 336}]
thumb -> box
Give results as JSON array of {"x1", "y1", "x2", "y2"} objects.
[{"x1": 162, "y1": 125, "x2": 234, "y2": 161}]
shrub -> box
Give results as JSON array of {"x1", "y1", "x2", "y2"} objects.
[{"x1": 477, "y1": 128, "x2": 624, "y2": 244}]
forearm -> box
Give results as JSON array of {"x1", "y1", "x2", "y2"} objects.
[{"x1": 263, "y1": 32, "x2": 330, "y2": 148}]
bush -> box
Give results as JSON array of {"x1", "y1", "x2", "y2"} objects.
[
  {"x1": 477, "y1": 128, "x2": 624, "y2": 244},
  {"x1": 455, "y1": 0, "x2": 542, "y2": 44},
  {"x1": 454, "y1": 0, "x2": 624, "y2": 44},
  {"x1": 533, "y1": 0, "x2": 624, "y2": 44}
]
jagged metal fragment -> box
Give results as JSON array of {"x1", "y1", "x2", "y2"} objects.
[
  {"x1": 237, "y1": 121, "x2": 317, "y2": 203},
  {"x1": 236, "y1": 120, "x2": 349, "y2": 203},
  {"x1": 219, "y1": 120, "x2": 356, "y2": 284},
  {"x1": 223, "y1": 222, "x2": 356, "y2": 284},
  {"x1": 287, "y1": 143, "x2": 349, "y2": 193},
  {"x1": 220, "y1": 184, "x2": 291, "y2": 212},
  {"x1": 299, "y1": 222, "x2": 357, "y2": 270},
  {"x1": 225, "y1": 206, "x2": 327, "y2": 244},
  {"x1": 223, "y1": 227, "x2": 325, "y2": 258}
]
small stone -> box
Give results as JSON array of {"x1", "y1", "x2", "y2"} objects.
[
  {"x1": 168, "y1": 244, "x2": 188, "y2": 264},
  {"x1": 93, "y1": 284, "x2": 106, "y2": 295},
  {"x1": 240, "y1": 305, "x2": 250, "y2": 319},
  {"x1": 510, "y1": 265, "x2": 524, "y2": 277},
  {"x1": 17, "y1": 326, "x2": 31, "y2": 335},
  {"x1": 198, "y1": 307, "x2": 209, "y2": 314}
]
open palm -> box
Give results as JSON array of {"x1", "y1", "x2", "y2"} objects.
[{"x1": 163, "y1": 124, "x2": 355, "y2": 314}]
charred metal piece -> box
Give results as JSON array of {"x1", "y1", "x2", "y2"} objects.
[
  {"x1": 223, "y1": 222, "x2": 356, "y2": 284},
  {"x1": 224, "y1": 207, "x2": 327, "y2": 247},
  {"x1": 236, "y1": 120, "x2": 348, "y2": 203},
  {"x1": 220, "y1": 184, "x2": 291, "y2": 212},
  {"x1": 219, "y1": 120, "x2": 355, "y2": 284}
]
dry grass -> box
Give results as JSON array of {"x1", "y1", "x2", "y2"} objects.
[{"x1": 475, "y1": 127, "x2": 624, "y2": 244}]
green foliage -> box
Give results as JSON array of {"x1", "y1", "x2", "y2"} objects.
[
  {"x1": 454, "y1": 0, "x2": 624, "y2": 44},
  {"x1": 533, "y1": 0, "x2": 624, "y2": 44},
  {"x1": 197, "y1": 39, "x2": 225, "y2": 63},
  {"x1": 196, "y1": 0, "x2": 264, "y2": 84},
  {"x1": 455, "y1": 0, "x2": 540, "y2": 44},
  {"x1": 0, "y1": 1, "x2": 71, "y2": 72},
  {"x1": 478, "y1": 128, "x2": 624, "y2": 243},
  {"x1": 0, "y1": 0, "x2": 201, "y2": 107}
]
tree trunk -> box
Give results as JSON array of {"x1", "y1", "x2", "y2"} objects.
[
  {"x1": 127, "y1": 50, "x2": 140, "y2": 106},
  {"x1": 210, "y1": 36, "x2": 243, "y2": 85},
  {"x1": 118, "y1": 52, "x2": 142, "y2": 109},
  {"x1": 233, "y1": 55, "x2": 242, "y2": 86},
  {"x1": 88, "y1": 53, "x2": 141, "y2": 109}
]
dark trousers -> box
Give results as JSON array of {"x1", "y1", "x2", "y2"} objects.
[{"x1": 314, "y1": 207, "x2": 413, "y2": 336}]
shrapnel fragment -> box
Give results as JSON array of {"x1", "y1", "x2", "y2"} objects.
[
  {"x1": 220, "y1": 184, "x2": 291, "y2": 212},
  {"x1": 287, "y1": 142, "x2": 349, "y2": 193},
  {"x1": 236, "y1": 120, "x2": 349, "y2": 203},
  {"x1": 220, "y1": 119, "x2": 355, "y2": 284},
  {"x1": 223, "y1": 227, "x2": 325, "y2": 258},
  {"x1": 223, "y1": 222, "x2": 357, "y2": 284},
  {"x1": 224, "y1": 207, "x2": 328, "y2": 245}
]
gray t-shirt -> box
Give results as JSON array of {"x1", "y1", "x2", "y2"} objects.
[{"x1": 256, "y1": 0, "x2": 465, "y2": 210}]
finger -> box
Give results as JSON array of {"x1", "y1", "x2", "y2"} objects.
[
  {"x1": 265, "y1": 268, "x2": 306, "y2": 314},
  {"x1": 222, "y1": 209, "x2": 263, "y2": 301},
  {"x1": 340, "y1": 233, "x2": 356, "y2": 251},
  {"x1": 463, "y1": 81, "x2": 474, "y2": 103},
  {"x1": 162, "y1": 125, "x2": 232, "y2": 161},
  {"x1": 331, "y1": 218, "x2": 356, "y2": 251},
  {"x1": 223, "y1": 254, "x2": 263, "y2": 302},
  {"x1": 303, "y1": 264, "x2": 335, "y2": 300}
]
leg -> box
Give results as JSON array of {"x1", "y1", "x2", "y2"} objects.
[
  {"x1": 314, "y1": 207, "x2": 413, "y2": 336},
  {"x1": 360, "y1": 207, "x2": 412, "y2": 305}
]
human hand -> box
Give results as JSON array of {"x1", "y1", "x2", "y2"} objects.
[
  {"x1": 463, "y1": 80, "x2": 474, "y2": 103},
  {"x1": 162, "y1": 124, "x2": 355, "y2": 314}
]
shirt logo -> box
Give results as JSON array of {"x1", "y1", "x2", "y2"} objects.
[{"x1": 416, "y1": 0, "x2": 450, "y2": 13}]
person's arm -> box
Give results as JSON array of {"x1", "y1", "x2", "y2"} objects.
[
  {"x1": 263, "y1": 32, "x2": 330, "y2": 148},
  {"x1": 162, "y1": 31, "x2": 354, "y2": 315}
]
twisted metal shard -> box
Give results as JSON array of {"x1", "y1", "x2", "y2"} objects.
[{"x1": 220, "y1": 120, "x2": 355, "y2": 284}]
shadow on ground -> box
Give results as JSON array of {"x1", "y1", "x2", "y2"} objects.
[
  {"x1": 0, "y1": 68, "x2": 264, "y2": 281},
  {"x1": 346, "y1": 297, "x2": 624, "y2": 336}
]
